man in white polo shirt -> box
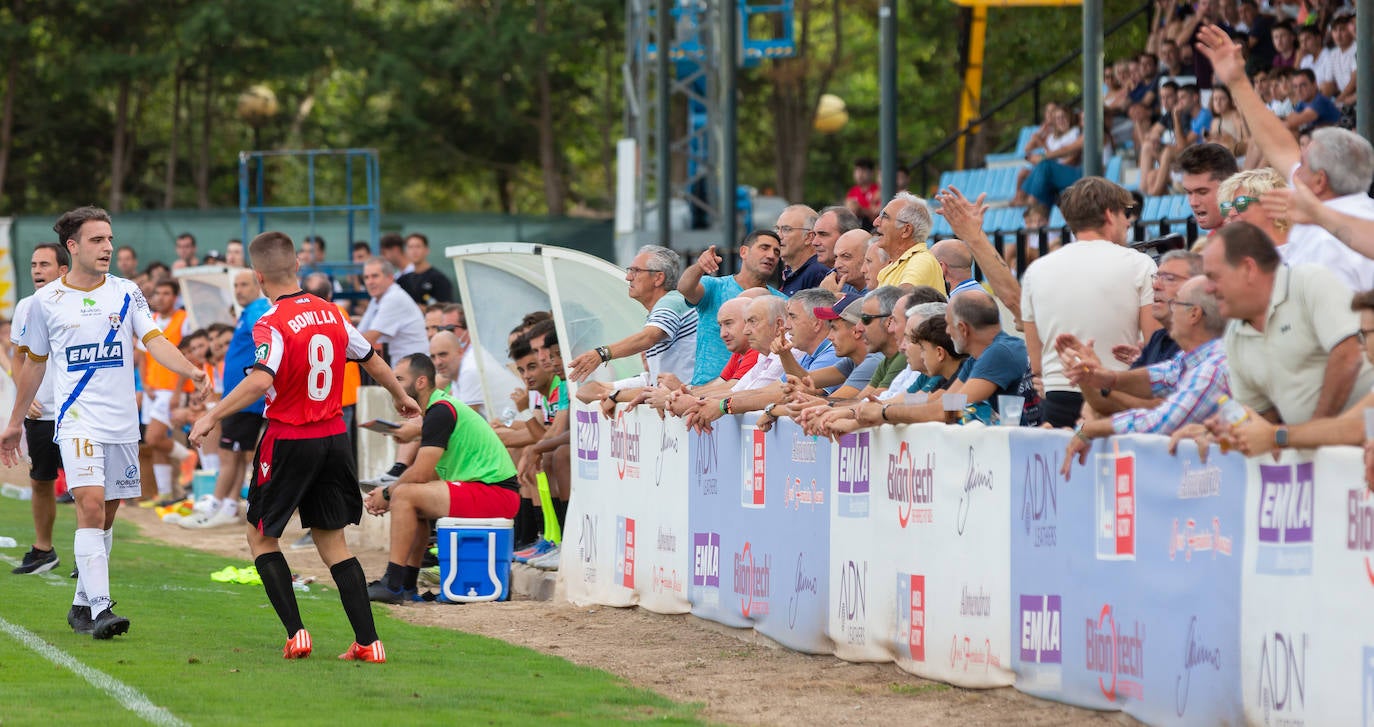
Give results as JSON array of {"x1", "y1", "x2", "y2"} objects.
[{"x1": 358, "y1": 257, "x2": 428, "y2": 366}]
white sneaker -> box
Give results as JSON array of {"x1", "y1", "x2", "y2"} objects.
[
  {"x1": 179, "y1": 508, "x2": 238, "y2": 529},
  {"x1": 528, "y1": 545, "x2": 562, "y2": 570},
  {"x1": 359, "y1": 472, "x2": 398, "y2": 492},
  {"x1": 192, "y1": 495, "x2": 217, "y2": 515}
]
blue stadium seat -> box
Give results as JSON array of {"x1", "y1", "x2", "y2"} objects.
[
  {"x1": 983, "y1": 166, "x2": 1019, "y2": 204},
  {"x1": 1104, "y1": 156, "x2": 1122, "y2": 184},
  {"x1": 985, "y1": 125, "x2": 1041, "y2": 167},
  {"x1": 1048, "y1": 206, "x2": 1066, "y2": 229}
]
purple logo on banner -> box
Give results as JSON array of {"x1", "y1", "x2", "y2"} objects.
[
  {"x1": 695, "y1": 430, "x2": 719, "y2": 496},
  {"x1": 1256, "y1": 463, "x2": 1314, "y2": 575},
  {"x1": 692, "y1": 531, "x2": 720, "y2": 588},
  {"x1": 836, "y1": 432, "x2": 870, "y2": 518},
  {"x1": 576, "y1": 410, "x2": 599, "y2": 479},
  {"x1": 1020, "y1": 452, "x2": 1059, "y2": 548},
  {"x1": 1174, "y1": 615, "x2": 1222, "y2": 717},
  {"x1": 1019, "y1": 594, "x2": 1062, "y2": 664},
  {"x1": 1257, "y1": 632, "x2": 1307, "y2": 722}
]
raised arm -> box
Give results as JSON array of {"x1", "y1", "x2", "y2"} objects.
[{"x1": 1195, "y1": 24, "x2": 1300, "y2": 175}]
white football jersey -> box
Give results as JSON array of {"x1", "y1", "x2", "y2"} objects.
[
  {"x1": 12, "y1": 295, "x2": 58, "y2": 422},
  {"x1": 21, "y1": 275, "x2": 161, "y2": 443}
]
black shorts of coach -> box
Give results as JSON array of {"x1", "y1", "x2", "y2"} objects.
[{"x1": 246, "y1": 424, "x2": 360, "y2": 538}]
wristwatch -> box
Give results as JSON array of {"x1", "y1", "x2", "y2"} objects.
[
  {"x1": 1274, "y1": 426, "x2": 1289, "y2": 449},
  {"x1": 763, "y1": 402, "x2": 778, "y2": 417},
  {"x1": 609, "y1": 389, "x2": 621, "y2": 403}
]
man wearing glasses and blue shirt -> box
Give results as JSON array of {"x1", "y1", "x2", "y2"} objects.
[{"x1": 776, "y1": 205, "x2": 829, "y2": 296}]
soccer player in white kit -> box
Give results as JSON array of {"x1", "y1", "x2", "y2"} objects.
[{"x1": 0, "y1": 207, "x2": 210, "y2": 639}]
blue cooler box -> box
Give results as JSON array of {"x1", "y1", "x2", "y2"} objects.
[
  {"x1": 436, "y1": 517, "x2": 514, "y2": 603},
  {"x1": 191, "y1": 470, "x2": 217, "y2": 499}
]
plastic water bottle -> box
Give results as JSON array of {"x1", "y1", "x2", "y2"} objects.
[
  {"x1": 1217, "y1": 395, "x2": 1247, "y2": 454},
  {"x1": 0, "y1": 537, "x2": 17, "y2": 548},
  {"x1": 499, "y1": 407, "x2": 518, "y2": 427}
]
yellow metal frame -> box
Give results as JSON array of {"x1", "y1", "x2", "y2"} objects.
[{"x1": 951, "y1": 0, "x2": 1082, "y2": 169}]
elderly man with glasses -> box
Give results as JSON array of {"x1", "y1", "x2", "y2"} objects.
[
  {"x1": 872, "y1": 192, "x2": 945, "y2": 294},
  {"x1": 775, "y1": 205, "x2": 828, "y2": 296}
]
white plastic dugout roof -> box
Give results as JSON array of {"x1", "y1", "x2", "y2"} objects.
[{"x1": 446, "y1": 243, "x2": 646, "y2": 413}]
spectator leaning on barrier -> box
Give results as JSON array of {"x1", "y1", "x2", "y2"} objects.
[
  {"x1": 1020, "y1": 176, "x2": 1160, "y2": 428},
  {"x1": 678, "y1": 231, "x2": 782, "y2": 385},
  {"x1": 808, "y1": 294, "x2": 884, "y2": 399},
  {"x1": 813, "y1": 206, "x2": 860, "y2": 282},
  {"x1": 862, "y1": 237, "x2": 890, "y2": 293},
  {"x1": 829, "y1": 230, "x2": 871, "y2": 296},
  {"x1": 879, "y1": 301, "x2": 947, "y2": 400},
  {"x1": 1058, "y1": 275, "x2": 1230, "y2": 478},
  {"x1": 1201, "y1": 220, "x2": 1373, "y2": 426},
  {"x1": 930, "y1": 239, "x2": 979, "y2": 298},
  {"x1": 682, "y1": 296, "x2": 792, "y2": 433},
  {"x1": 873, "y1": 192, "x2": 944, "y2": 293},
  {"x1": 776, "y1": 205, "x2": 827, "y2": 296},
  {"x1": 775, "y1": 288, "x2": 841, "y2": 390},
  {"x1": 859, "y1": 286, "x2": 910, "y2": 395},
  {"x1": 1123, "y1": 250, "x2": 1201, "y2": 373}
]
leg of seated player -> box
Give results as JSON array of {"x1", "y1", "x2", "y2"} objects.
[
  {"x1": 380, "y1": 483, "x2": 449, "y2": 593},
  {"x1": 549, "y1": 444, "x2": 572, "y2": 529}
]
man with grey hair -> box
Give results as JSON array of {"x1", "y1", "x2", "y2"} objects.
[
  {"x1": 1197, "y1": 24, "x2": 1374, "y2": 292},
  {"x1": 1057, "y1": 275, "x2": 1231, "y2": 478},
  {"x1": 776, "y1": 204, "x2": 827, "y2": 295},
  {"x1": 829, "y1": 230, "x2": 871, "y2": 296},
  {"x1": 359, "y1": 256, "x2": 429, "y2": 366},
  {"x1": 855, "y1": 286, "x2": 908, "y2": 396},
  {"x1": 813, "y1": 206, "x2": 861, "y2": 272},
  {"x1": 930, "y1": 239, "x2": 980, "y2": 298},
  {"x1": 873, "y1": 192, "x2": 944, "y2": 293},
  {"x1": 568, "y1": 245, "x2": 697, "y2": 398},
  {"x1": 683, "y1": 295, "x2": 791, "y2": 432}
]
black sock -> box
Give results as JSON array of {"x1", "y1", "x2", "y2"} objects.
[
  {"x1": 515, "y1": 498, "x2": 538, "y2": 544},
  {"x1": 552, "y1": 498, "x2": 568, "y2": 530},
  {"x1": 386, "y1": 462, "x2": 407, "y2": 477},
  {"x1": 383, "y1": 561, "x2": 406, "y2": 591},
  {"x1": 330, "y1": 557, "x2": 379, "y2": 646},
  {"x1": 403, "y1": 566, "x2": 420, "y2": 592},
  {"x1": 255, "y1": 552, "x2": 303, "y2": 638}
]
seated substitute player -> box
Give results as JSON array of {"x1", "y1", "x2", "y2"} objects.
[
  {"x1": 1, "y1": 206, "x2": 211, "y2": 639},
  {"x1": 363, "y1": 353, "x2": 520, "y2": 602},
  {"x1": 189, "y1": 231, "x2": 420, "y2": 664}
]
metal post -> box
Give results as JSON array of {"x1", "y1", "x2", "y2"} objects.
[
  {"x1": 879, "y1": 0, "x2": 897, "y2": 201},
  {"x1": 722, "y1": 0, "x2": 738, "y2": 252},
  {"x1": 657, "y1": 0, "x2": 672, "y2": 247},
  {"x1": 1081, "y1": 0, "x2": 1103, "y2": 178},
  {"x1": 1359, "y1": 8, "x2": 1372, "y2": 144}
]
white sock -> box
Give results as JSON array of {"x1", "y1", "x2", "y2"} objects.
[
  {"x1": 74, "y1": 529, "x2": 110, "y2": 617},
  {"x1": 103, "y1": 528, "x2": 113, "y2": 558},
  {"x1": 169, "y1": 440, "x2": 190, "y2": 462},
  {"x1": 218, "y1": 499, "x2": 238, "y2": 516},
  {"x1": 154, "y1": 464, "x2": 173, "y2": 496},
  {"x1": 200, "y1": 453, "x2": 220, "y2": 473}
]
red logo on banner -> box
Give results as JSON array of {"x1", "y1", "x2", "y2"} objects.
[
  {"x1": 749, "y1": 428, "x2": 766, "y2": 507},
  {"x1": 621, "y1": 518, "x2": 636, "y2": 589},
  {"x1": 909, "y1": 575, "x2": 925, "y2": 662},
  {"x1": 1115, "y1": 455, "x2": 1135, "y2": 558}
]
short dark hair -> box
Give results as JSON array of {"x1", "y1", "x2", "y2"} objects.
[
  {"x1": 1216, "y1": 220, "x2": 1281, "y2": 273},
  {"x1": 741, "y1": 229, "x2": 781, "y2": 248},
  {"x1": 509, "y1": 337, "x2": 534, "y2": 361},
  {"x1": 303, "y1": 234, "x2": 326, "y2": 252},
  {"x1": 406, "y1": 232, "x2": 430, "y2": 248},
  {"x1": 1297, "y1": 24, "x2": 1321, "y2": 38},
  {"x1": 527, "y1": 319, "x2": 556, "y2": 349},
  {"x1": 176, "y1": 232, "x2": 196, "y2": 246},
  {"x1": 1293, "y1": 67, "x2": 1317, "y2": 85},
  {"x1": 352, "y1": 241, "x2": 371, "y2": 256},
  {"x1": 155, "y1": 278, "x2": 181, "y2": 296},
  {"x1": 116, "y1": 244, "x2": 137, "y2": 259},
  {"x1": 1059, "y1": 176, "x2": 1133, "y2": 233},
  {"x1": 53, "y1": 206, "x2": 112, "y2": 248},
  {"x1": 521, "y1": 310, "x2": 553, "y2": 330},
  {"x1": 145, "y1": 261, "x2": 171, "y2": 279},
  {"x1": 911, "y1": 316, "x2": 964, "y2": 361},
  {"x1": 1179, "y1": 83, "x2": 1200, "y2": 96},
  {"x1": 1351, "y1": 289, "x2": 1374, "y2": 313},
  {"x1": 1161, "y1": 80, "x2": 1180, "y2": 92},
  {"x1": 399, "y1": 352, "x2": 436, "y2": 386},
  {"x1": 34, "y1": 243, "x2": 71, "y2": 269},
  {"x1": 853, "y1": 157, "x2": 875, "y2": 171},
  {"x1": 1175, "y1": 143, "x2": 1239, "y2": 181},
  {"x1": 205, "y1": 322, "x2": 235, "y2": 338},
  {"x1": 379, "y1": 232, "x2": 405, "y2": 251}
]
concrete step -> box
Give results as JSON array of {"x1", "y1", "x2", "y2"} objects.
[{"x1": 511, "y1": 562, "x2": 559, "y2": 601}]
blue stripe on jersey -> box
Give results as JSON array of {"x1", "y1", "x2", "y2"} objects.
[{"x1": 56, "y1": 293, "x2": 131, "y2": 437}]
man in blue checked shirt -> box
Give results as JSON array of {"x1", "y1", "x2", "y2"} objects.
[{"x1": 1056, "y1": 275, "x2": 1230, "y2": 479}]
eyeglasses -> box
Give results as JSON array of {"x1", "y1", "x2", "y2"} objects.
[
  {"x1": 775, "y1": 225, "x2": 813, "y2": 236},
  {"x1": 1166, "y1": 299, "x2": 1198, "y2": 312},
  {"x1": 625, "y1": 266, "x2": 661, "y2": 276},
  {"x1": 426, "y1": 324, "x2": 459, "y2": 333},
  {"x1": 1359, "y1": 327, "x2": 1374, "y2": 344},
  {"x1": 859, "y1": 311, "x2": 892, "y2": 325},
  {"x1": 1152, "y1": 271, "x2": 1187, "y2": 285},
  {"x1": 1219, "y1": 195, "x2": 1260, "y2": 215}
]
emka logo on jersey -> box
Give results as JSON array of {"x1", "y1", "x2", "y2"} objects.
[
  {"x1": 1095, "y1": 452, "x2": 1136, "y2": 560},
  {"x1": 1019, "y1": 594, "x2": 1062, "y2": 665},
  {"x1": 1256, "y1": 463, "x2": 1314, "y2": 576},
  {"x1": 614, "y1": 516, "x2": 635, "y2": 589},
  {"x1": 732, "y1": 541, "x2": 770, "y2": 617},
  {"x1": 1086, "y1": 604, "x2": 1145, "y2": 702},
  {"x1": 895, "y1": 572, "x2": 923, "y2": 660},
  {"x1": 1347, "y1": 488, "x2": 1374, "y2": 585},
  {"x1": 610, "y1": 408, "x2": 641, "y2": 480},
  {"x1": 575, "y1": 410, "x2": 599, "y2": 479},
  {"x1": 836, "y1": 432, "x2": 870, "y2": 518},
  {"x1": 742, "y1": 428, "x2": 766, "y2": 508},
  {"x1": 1257, "y1": 632, "x2": 1307, "y2": 725},
  {"x1": 887, "y1": 441, "x2": 933, "y2": 528},
  {"x1": 692, "y1": 531, "x2": 720, "y2": 590},
  {"x1": 66, "y1": 341, "x2": 125, "y2": 372},
  {"x1": 1168, "y1": 516, "x2": 1235, "y2": 562},
  {"x1": 695, "y1": 429, "x2": 719, "y2": 496},
  {"x1": 957, "y1": 446, "x2": 994, "y2": 536},
  {"x1": 578, "y1": 514, "x2": 598, "y2": 584},
  {"x1": 1021, "y1": 452, "x2": 1059, "y2": 548},
  {"x1": 1175, "y1": 615, "x2": 1222, "y2": 718}
]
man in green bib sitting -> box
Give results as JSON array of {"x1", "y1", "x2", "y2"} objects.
[{"x1": 363, "y1": 353, "x2": 519, "y2": 603}]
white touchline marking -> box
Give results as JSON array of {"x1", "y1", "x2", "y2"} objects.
[{"x1": 0, "y1": 615, "x2": 189, "y2": 727}]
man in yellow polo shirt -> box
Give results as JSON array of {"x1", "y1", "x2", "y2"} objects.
[{"x1": 873, "y1": 192, "x2": 944, "y2": 294}]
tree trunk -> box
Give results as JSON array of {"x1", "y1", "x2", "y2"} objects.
[
  {"x1": 109, "y1": 76, "x2": 131, "y2": 212},
  {"x1": 534, "y1": 0, "x2": 567, "y2": 215},
  {"x1": 495, "y1": 166, "x2": 513, "y2": 214},
  {"x1": 769, "y1": 0, "x2": 844, "y2": 203},
  {"x1": 163, "y1": 67, "x2": 181, "y2": 209},
  {"x1": 0, "y1": 48, "x2": 16, "y2": 208},
  {"x1": 196, "y1": 65, "x2": 212, "y2": 209}
]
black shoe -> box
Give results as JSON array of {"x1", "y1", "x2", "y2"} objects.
[
  {"x1": 366, "y1": 579, "x2": 408, "y2": 604},
  {"x1": 67, "y1": 605, "x2": 94, "y2": 635},
  {"x1": 11, "y1": 547, "x2": 59, "y2": 575},
  {"x1": 421, "y1": 550, "x2": 438, "y2": 568},
  {"x1": 70, "y1": 566, "x2": 79, "y2": 579},
  {"x1": 57, "y1": 491, "x2": 74, "y2": 504},
  {"x1": 90, "y1": 606, "x2": 130, "y2": 640}
]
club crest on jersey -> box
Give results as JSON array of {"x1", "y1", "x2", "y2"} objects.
[
  {"x1": 108, "y1": 313, "x2": 122, "y2": 330},
  {"x1": 66, "y1": 341, "x2": 125, "y2": 372},
  {"x1": 255, "y1": 343, "x2": 269, "y2": 362}
]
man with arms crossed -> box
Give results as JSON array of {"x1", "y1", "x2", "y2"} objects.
[
  {"x1": 189, "y1": 232, "x2": 419, "y2": 663},
  {"x1": 1, "y1": 207, "x2": 210, "y2": 638}
]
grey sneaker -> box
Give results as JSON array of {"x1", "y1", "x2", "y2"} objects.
[
  {"x1": 289, "y1": 532, "x2": 314, "y2": 551},
  {"x1": 67, "y1": 605, "x2": 94, "y2": 635},
  {"x1": 528, "y1": 544, "x2": 562, "y2": 570},
  {"x1": 11, "y1": 547, "x2": 59, "y2": 575},
  {"x1": 366, "y1": 579, "x2": 411, "y2": 604}
]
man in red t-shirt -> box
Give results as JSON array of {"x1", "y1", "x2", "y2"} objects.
[
  {"x1": 844, "y1": 157, "x2": 882, "y2": 228},
  {"x1": 190, "y1": 231, "x2": 420, "y2": 664}
]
